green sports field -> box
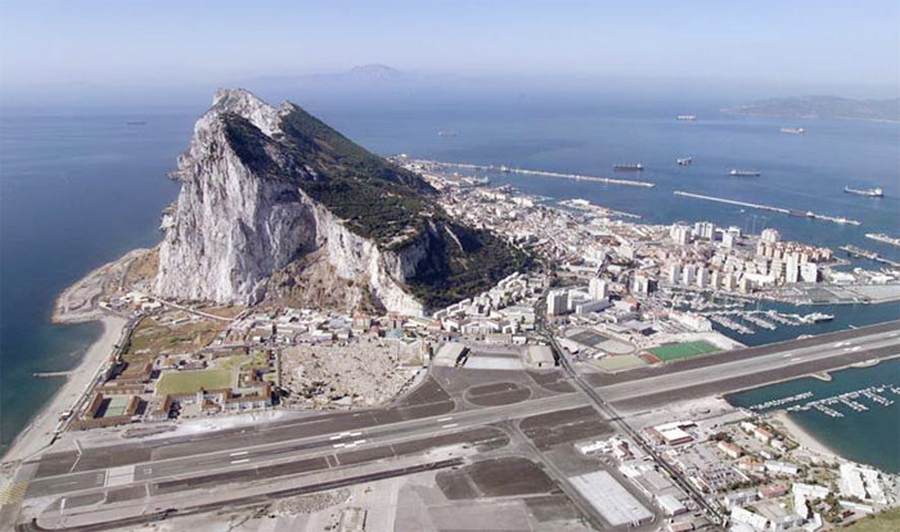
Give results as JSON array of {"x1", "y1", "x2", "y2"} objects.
[
  {"x1": 648, "y1": 340, "x2": 721, "y2": 362},
  {"x1": 156, "y1": 369, "x2": 233, "y2": 396}
]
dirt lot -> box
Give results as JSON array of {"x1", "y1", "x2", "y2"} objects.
[
  {"x1": 436, "y1": 456, "x2": 555, "y2": 499},
  {"x1": 519, "y1": 406, "x2": 613, "y2": 450},
  {"x1": 281, "y1": 337, "x2": 423, "y2": 408}
]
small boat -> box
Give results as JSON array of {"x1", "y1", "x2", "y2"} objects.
[
  {"x1": 676, "y1": 115, "x2": 697, "y2": 121},
  {"x1": 780, "y1": 127, "x2": 805, "y2": 134},
  {"x1": 844, "y1": 186, "x2": 883, "y2": 197},
  {"x1": 677, "y1": 157, "x2": 693, "y2": 166}
]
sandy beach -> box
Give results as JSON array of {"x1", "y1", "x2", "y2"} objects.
[
  {"x1": 0, "y1": 315, "x2": 126, "y2": 464},
  {"x1": 772, "y1": 410, "x2": 839, "y2": 460}
]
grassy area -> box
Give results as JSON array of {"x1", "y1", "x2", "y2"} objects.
[
  {"x1": 156, "y1": 369, "x2": 233, "y2": 396},
  {"x1": 649, "y1": 340, "x2": 721, "y2": 362},
  {"x1": 844, "y1": 507, "x2": 900, "y2": 532}
]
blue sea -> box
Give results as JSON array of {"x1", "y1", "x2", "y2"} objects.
[
  {"x1": 1, "y1": 91, "x2": 898, "y2": 459},
  {"x1": 727, "y1": 359, "x2": 900, "y2": 473}
]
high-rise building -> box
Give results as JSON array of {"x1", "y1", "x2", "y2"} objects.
[
  {"x1": 588, "y1": 277, "x2": 608, "y2": 301},
  {"x1": 761, "y1": 228, "x2": 781, "y2": 243},
  {"x1": 682, "y1": 264, "x2": 697, "y2": 286},
  {"x1": 710, "y1": 270, "x2": 722, "y2": 289},
  {"x1": 667, "y1": 263, "x2": 682, "y2": 285},
  {"x1": 694, "y1": 221, "x2": 715, "y2": 240},
  {"x1": 670, "y1": 224, "x2": 691, "y2": 245},
  {"x1": 547, "y1": 289, "x2": 568, "y2": 315},
  {"x1": 800, "y1": 263, "x2": 818, "y2": 283},
  {"x1": 696, "y1": 268, "x2": 711, "y2": 288},
  {"x1": 785, "y1": 254, "x2": 800, "y2": 283},
  {"x1": 722, "y1": 232, "x2": 736, "y2": 249}
]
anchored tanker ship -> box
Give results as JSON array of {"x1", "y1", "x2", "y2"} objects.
[
  {"x1": 613, "y1": 163, "x2": 644, "y2": 171},
  {"x1": 844, "y1": 186, "x2": 883, "y2": 197},
  {"x1": 729, "y1": 169, "x2": 761, "y2": 177}
]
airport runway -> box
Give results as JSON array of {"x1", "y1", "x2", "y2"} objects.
[
  {"x1": 598, "y1": 322, "x2": 900, "y2": 409},
  {"x1": 8, "y1": 320, "x2": 900, "y2": 530},
  {"x1": 24, "y1": 392, "x2": 587, "y2": 499}
]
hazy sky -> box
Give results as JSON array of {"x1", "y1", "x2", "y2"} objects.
[{"x1": 1, "y1": 1, "x2": 898, "y2": 98}]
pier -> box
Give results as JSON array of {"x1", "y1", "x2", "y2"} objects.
[
  {"x1": 785, "y1": 385, "x2": 896, "y2": 418},
  {"x1": 32, "y1": 371, "x2": 72, "y2": 378},
  {"x1": 839, "y1": 245, "x2": 900, "y2": 268},
  {"x1": 674, "y1": 191, "x2": 861, "y2": 226},
  {"x1": 435, "y1": 161, "x2": 656, "y2": 188},
  {"x1": 703, "y1": 310, "x2": 824, "y2": 335}
]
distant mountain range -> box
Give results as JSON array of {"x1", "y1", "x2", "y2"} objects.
[{"x1": 724, "y1": 95, "x2": 900, "y2": 122}]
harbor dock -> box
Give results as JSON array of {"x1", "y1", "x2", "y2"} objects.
[
  {"x1": 435, "y1": 161, "x2": 656, "y2": 188},
  {"x1": 674, "y1": 191, "x2": 861, "y2": 226}
]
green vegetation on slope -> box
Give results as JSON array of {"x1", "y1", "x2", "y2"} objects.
[{"x1": 221, "y1": 103, "x2": 531, "y2": 310}]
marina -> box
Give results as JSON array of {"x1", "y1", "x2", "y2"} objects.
[
  {"x1": 431, "y1": 161, "x2": 655, "y2": 188},
  {"x1": 784, "y1": 385, "x2": 897, "y2": 418},
  {"x1": 673, "y1": 190, "x2": 862, "y2": 226},
  {"x1": 704, "y1": 309, "x2": 834, "y2": 335}
]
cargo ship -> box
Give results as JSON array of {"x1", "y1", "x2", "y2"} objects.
[
  {"x1": 676, "y1": 115, "x2": 696, "y2": 121},
  {"x1": 844, "y1": 186, "x2": 883, "y2": 197},
  {"x1": 613, "y1": 163, "x2": 644, "y2": 171},
  {"x1": 729, "y1": 169, "x2": 761, "y2": 177},
  {"x1": 677, "y1": 157, "x2": 693, "y2": 166},
  {"x1": 780, "y1": 127, "x2": 805, "y2": 134}
]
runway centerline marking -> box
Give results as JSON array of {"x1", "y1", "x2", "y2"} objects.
[{"x1": 230, "y1": 459, "x2": 250, "y2": 465}]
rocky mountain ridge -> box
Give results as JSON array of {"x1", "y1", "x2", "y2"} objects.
[{"x1": 154, "y1": 89, "x2": 526, "y2": 315}]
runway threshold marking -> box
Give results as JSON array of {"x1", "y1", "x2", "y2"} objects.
[{"x1": 0, "y1": 481, "x2": 28, "y2": 505}]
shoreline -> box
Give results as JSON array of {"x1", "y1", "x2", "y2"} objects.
[
  {"x1": 1, "y1": 315, "x2": 126, "y2": 464},
  {"x1": 772, "y1": 409, "x2": 839, "y2": 460}
]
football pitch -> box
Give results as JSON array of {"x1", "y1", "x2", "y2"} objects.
[{"x1": 648, "y1": 340, "x2": 721, "y2": 362}]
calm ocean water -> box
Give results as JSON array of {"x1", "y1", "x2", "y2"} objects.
[
  {"x1": 727, "y1": 359, "x2": 900, "y2": 473},
  {"x1": 1, "y1": 92, "x2": 897, "y2": 458}
]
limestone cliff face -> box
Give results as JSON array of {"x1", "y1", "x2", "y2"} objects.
[{"x1": 155, "y1": 89, "x2": 436, "y2": 315}]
